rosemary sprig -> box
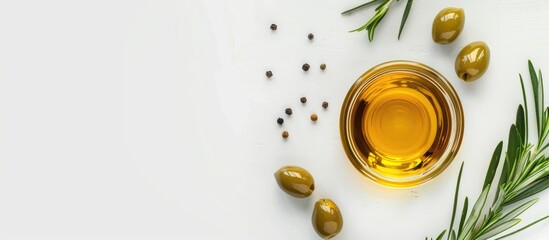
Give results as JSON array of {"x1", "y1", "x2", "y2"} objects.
[
  {"x1": 428, "y1": 61, "x2": 549, "y2": 240},
  {"x1": 341, "y1": 0, "x2": 414, "y2": 42}
]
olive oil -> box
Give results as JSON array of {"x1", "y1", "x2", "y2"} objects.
[{"x1": 352, "y1": 71, "x2": 452, "y2": 179}]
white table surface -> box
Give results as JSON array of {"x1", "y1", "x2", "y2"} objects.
[{"x1": 1, "y1": 0, "x2": 549, "y2": 239}]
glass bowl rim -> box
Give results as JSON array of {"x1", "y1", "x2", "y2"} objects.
[{"x1": 339, "y1": 60, "x2": 465, "y2": 188}]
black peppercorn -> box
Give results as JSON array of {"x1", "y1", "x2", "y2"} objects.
[
  {"x1": 322, "y1": 101, "x2": 329, "y2": 109},
  {"x1": 300, "y1": 97, "x2": 307, "y2": 103},
  {"x1": 285, "y1": 108, "x2": 293, "y2": 115},
  {"x1": 270, "y1": 24, "x2": 277, "y2": 31},
  {"x1": 266, "y1": 71, "x2": 273, "y2": 78},
  {"x1": 320, "y1": 63, "x2": 326, "y2": 70},
  {"x1": 277, "y1": 117, "x2": 284, "y2": 125},
  {"x1": 308, "y1": 33, "x2": 314, "y2": 40},
  {"x1": 302, "y1": 63, "x2": 310, "y2": 71}
]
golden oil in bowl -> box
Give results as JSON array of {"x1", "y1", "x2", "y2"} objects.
[{"x1": 340, "y1": 61, "x2": 464, "y2": 188}]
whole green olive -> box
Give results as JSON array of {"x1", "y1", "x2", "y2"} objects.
[
  {"x1": 432, "y1": 7, "x2": 465, "y2": 44},
  {"x1": 312, "y1": 198, "x2": 343, "y2": 239},
  {"x1": 274, "y1": 166, "x2": 315, "y2": 198},
  {"x1": 455, "y1": 41, "x2": 490, "y2": 82}
]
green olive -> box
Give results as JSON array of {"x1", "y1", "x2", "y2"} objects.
[
  {"x1": 312, "y1": 198, "x2": 343, "y2": 239},
  {"x1": 455, "y1": 41, "x2": 490, "y2": 82},
  {"x1": 274, "y1": 166, "x2": 315, "y2": 198},
  {"x1": 432, "y1": 7, "x2": 465, "y2": 44}
]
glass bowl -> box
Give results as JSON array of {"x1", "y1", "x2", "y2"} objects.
[{"x1": 340, "y1": 61, "x2": 464, "y2": 188}]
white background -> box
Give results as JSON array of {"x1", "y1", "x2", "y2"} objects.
[{"x1": 1, "y1": 0, "x2": 549, "y2": 239}]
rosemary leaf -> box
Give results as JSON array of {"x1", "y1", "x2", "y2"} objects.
[
  {"x1": 540, "y1": 70, "x2": 545, "y2": 135},
  {"x1": 528, "y1": 60, "x2": 541, "y2": 137},
  {"x1": 458, "y1": 197, "x2": 468, "y2": 234},
  {"x1": 448, "y1": 163, "x2": 464, "y2": 240},
  {"x1": 541, "y1": 70, "x2": 545, "y2": 118},
  {"x1": 341, "y1": 0, "x2": 381, "y2": 15},
  {"x1": 494, "y1": 215, "x2": 549, "y2": 240},
  {"x1": 436, "y1": 230, "x2": 447, "y2": 240},
  {"x1": 367, "y1": 12, "x2": 387, "y2": 41},
  {"x1": 499, "y1": 125, "x2": 521, "y2": 186},
  {"x1": 458, "y1": 186, "x2": 490, "y2": 240},
  {"x1": 398, "y1": 0, "x2": 413, "y2": 39},
  {"x1": 375, "y1": 0, "x2": 389, "y2": 11},
  {"x1": 484, "y1": 141, "x2": 504, "y2": 190},
  {"x1": 499, "y1": 198, "x2": 538, "y2": 223},
  {"x1": 520, "y1": 77, "x2": 529, "y2": 141},
  {"x1": 516, "y1": 105, "x2": 526, "y2": 144},
  {"x1": 505, "y1": 174, "x2": 549, "y2": 205},
  {"x1": 475, "y1": 219, "x2": 521, "y2": 240}
]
